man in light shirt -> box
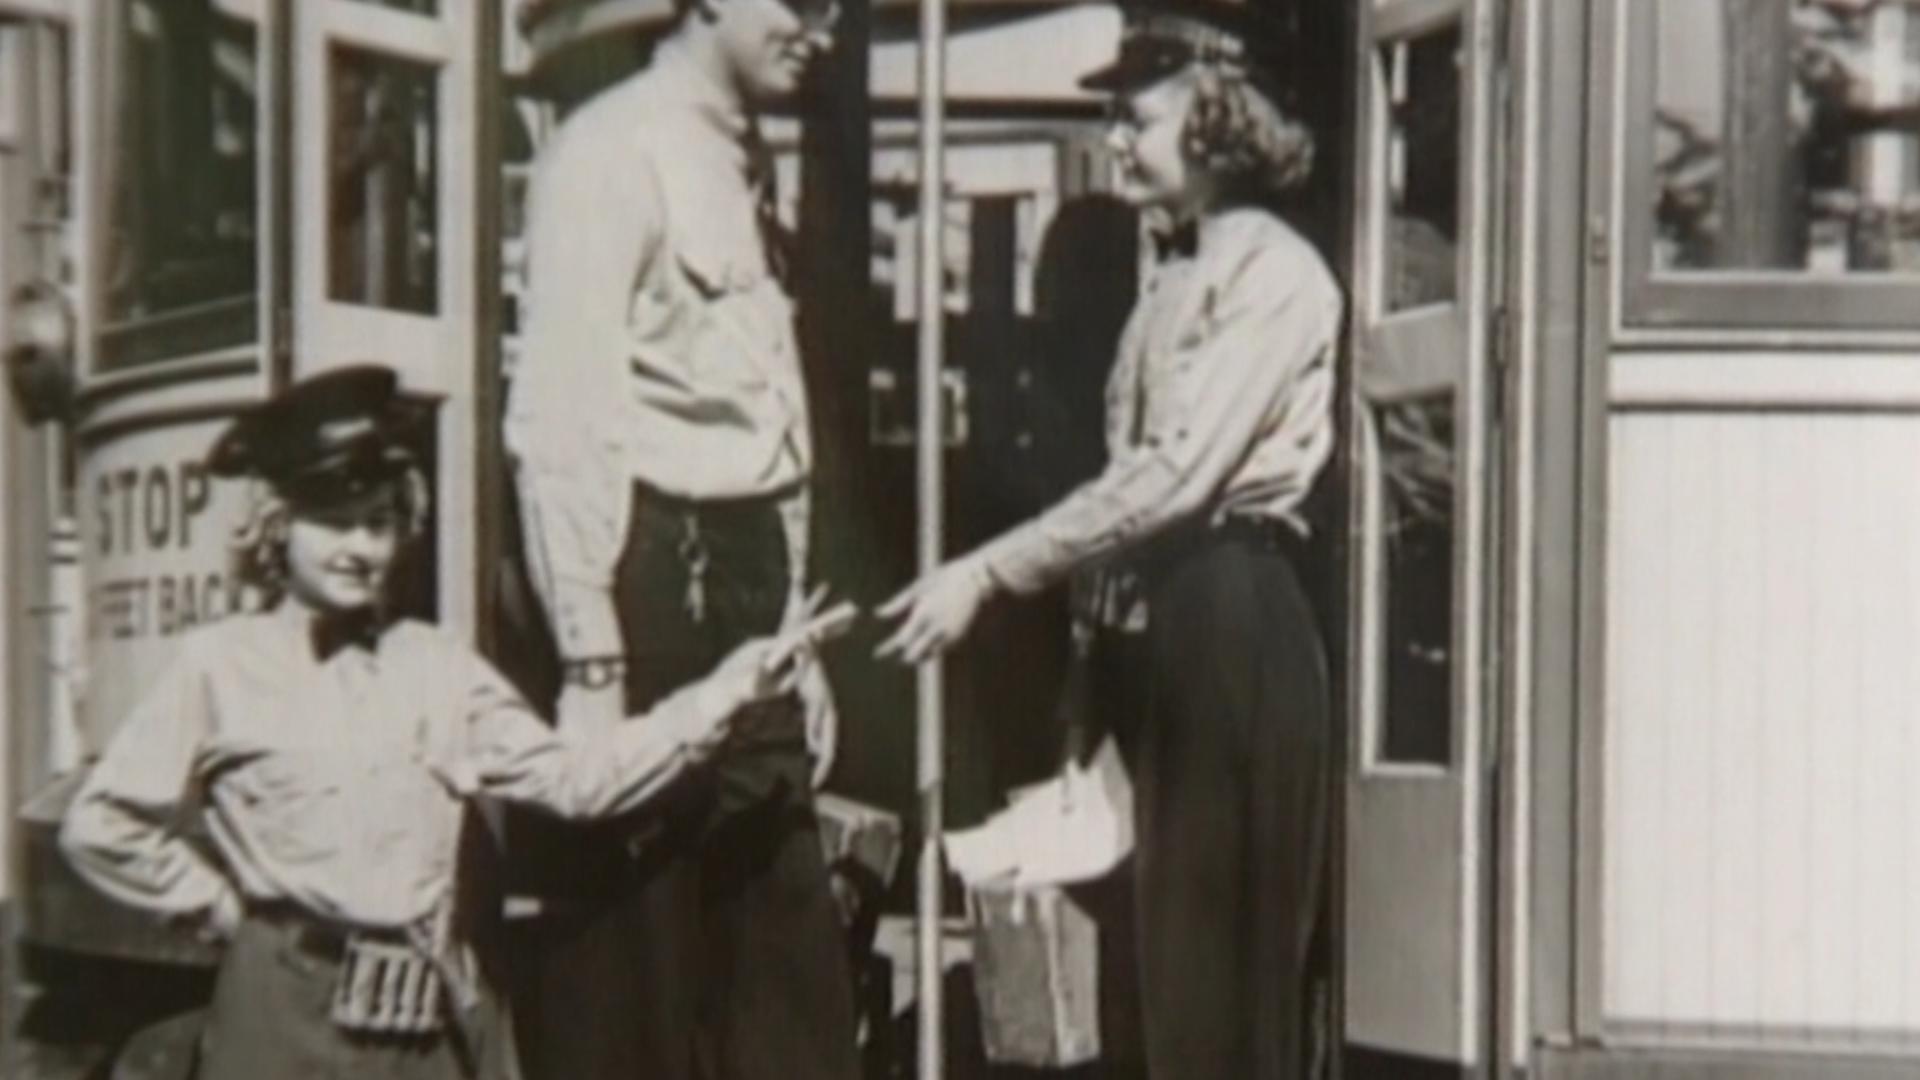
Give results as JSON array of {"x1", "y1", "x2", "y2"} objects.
[{"x1": 502, "y1": 0, "x2": 858, "y2": 1074}]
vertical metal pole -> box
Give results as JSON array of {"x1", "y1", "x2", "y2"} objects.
[{"x1": 913, "y1": 0, "x2": 948, "y2": 1071}]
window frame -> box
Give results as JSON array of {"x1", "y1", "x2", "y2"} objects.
[
  {"x1": 1613, "y1": 0, "x2": 1920, "y2": 334},
  {"x1": 91, "y1": 0, "x2": 268, "y2": 375}
]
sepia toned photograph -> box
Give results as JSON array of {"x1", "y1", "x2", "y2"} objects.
[{"x1": 0, "y1": 1, "x2": 1916, "y2": 1078}]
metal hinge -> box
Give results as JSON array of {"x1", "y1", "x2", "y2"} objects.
[{"x1": 1587, "y1": 215, "x2": 1610, "y2": 265}]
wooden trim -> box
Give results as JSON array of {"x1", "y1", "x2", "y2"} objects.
[
  {"x1": 1538, "y1": 1045, "x2": 1920, "y2": 1080},
  {"x1": 316, "y1": 1, "x2": 450, "y2": 63},
  {"x1": 75, "y1": 356, "x2": 258, "y2": 412},
  {"x1": 267, "y1": 0, "x2": 293, "y2": 391},
  {"x1": 1573, "y1": 0, "x2": 1616, "y2": 1044},
  {"x1": 1601, "y1": 1020, "x2": 1920, "y2": 1059},
  {"x1": 0, "y1": 0, "x2": 67, "y2": 20},
  {"x1": 75, "y1": 401, "x2": 251, "y2": 451},
  {"x1": 1610, "y1": 352, "x2": 1920, "y2": 411},
  {"x1": 71, "y1": 0, "x2": 103, "y2": 386},
  {"x1": 1522, "y1": 0, "x2": 1590, "y2": 1054},
  {"x1": 1321, "y1": 0, "x2": 1361, "y2": 1072},
  {"x1": 1495, "y1": 0, "x2": 1550, "y2": 1070},
  {"x1": 1455, "y1": 1, "x2": 1497, "y2": 1059},
  {"x1": 865, "y1": 99, "x2": 1104, "y2": 122},
  {"x1": 471, "y1": 0, "x2": 504, "y2": 657},
  {"x1": 1374, "y1": 0, "x2": 1467, "y2": 42},
  {"x1": 1608, "y1": 324, "x2": 1920, "y2": 353}
]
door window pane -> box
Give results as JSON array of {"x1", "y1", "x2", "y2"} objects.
[
  {"x1": 1380, "y1": 25, "x2": 1462, "y2": 311},
  {"x1": 1652, "y1": 0, "x2": 1920, "y2": 273},
  {"x1": 1374, "y1": 395, "x2": 1455, "y2": 767},
  {"x1": 329, "y1": 46, "x2": 438, "y2": 313},
  {"x1": 105, "y1": 0, "x2": 258, "y2": 332}
]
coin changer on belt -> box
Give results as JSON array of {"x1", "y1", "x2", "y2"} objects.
[
  {"x1": 330, "y1": 932, "x2": 447, "y2": 1034},
  {"x1": 326, "y1": 896, "x2": 478, "y2": 1037}
]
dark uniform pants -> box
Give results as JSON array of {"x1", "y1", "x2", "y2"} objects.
[
  {"x1": 515, "y1": 487, "x2": 860, "y2": 1080},
  {"x1": 1101, "y1": 530, "x2": 1332, "y2": 1080}
]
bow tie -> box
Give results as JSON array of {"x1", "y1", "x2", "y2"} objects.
[
  {"x1": 311, "y1": 611, "x2": 384, "y2": 661},
  {"x1": 1152, "y1": 219, "x2": 1199, "y2": 261}
]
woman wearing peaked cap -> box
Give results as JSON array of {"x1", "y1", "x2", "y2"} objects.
[
  {"x1": 61, "y1": 365, "x2": 810, "y2": 1080},
  {"x1": 879, "y1": 4, "x2": 1339, "y2": 1076}
]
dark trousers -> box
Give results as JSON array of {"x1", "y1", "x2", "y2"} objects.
[
  {"x1": 197, "y1": 916, "x2": 505, "y2": 1080},
  {"x1": 515, "y1": 487, "x2": 860, "y2": 1080},
  {"x1": 1100, "y1": 532, "x2": 1332, "y2": 1080}
]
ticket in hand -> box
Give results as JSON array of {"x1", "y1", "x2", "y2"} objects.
[{"x1": 765, "y1": 600, "x2": 860, "y2": 672}]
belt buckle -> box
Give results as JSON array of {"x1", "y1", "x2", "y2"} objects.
[{"x1": 294, "y1": 923, "x2": 348, "y2": 961}]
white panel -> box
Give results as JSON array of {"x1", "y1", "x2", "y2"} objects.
[
  {"x1": 1614, "y1": 351, "x2": 1920, "y2": 410},
  {"x1": 1604, "y1": 409, "x2": 1920, "y2": 1042},
  {"x1": 1603, "y1": 413, "x2": 1666, "y2": 1018},
  {"x1": 1753, "y1": 415, "x2": 1814, "y2": 1032}
]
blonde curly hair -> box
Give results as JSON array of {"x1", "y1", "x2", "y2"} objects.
[
  {"x1": 1180, "y1": 62, "x2": 1314, "y2": 201},
  {"x1": 228, "y1": 466, "x2": 431, "y2": 607}
]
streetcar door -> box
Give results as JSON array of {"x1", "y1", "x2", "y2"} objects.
[{"x1": 1343, "y1": 0, "x2": 1500, "y2": 1069}]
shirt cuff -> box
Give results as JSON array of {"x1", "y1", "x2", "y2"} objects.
[{"x1": 548, "y1": 578, "x2": 624, "y2": 661}]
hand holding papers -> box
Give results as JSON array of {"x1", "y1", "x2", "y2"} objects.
[{"x1": 944, "y1": 735, "x2": 1134, "y2": 889}]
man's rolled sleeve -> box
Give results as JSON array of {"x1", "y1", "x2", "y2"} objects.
[
  {"x1": 461, "y1": 654, "x2": 724, "y2": 820},
  {"x1": 504, "y1": 121, "x2": 665, "y2": 660}
]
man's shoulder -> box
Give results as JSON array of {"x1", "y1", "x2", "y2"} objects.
[
  {"x1": 549, "y1": 69, "x2": 683, "y2": 156},
  {"x1": 542, "y1": 76, "x2": 668, "y2": 173}
]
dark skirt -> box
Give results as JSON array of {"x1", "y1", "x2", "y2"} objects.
[
  {"x1": 511, "y1": 485, "x2": 860, "y2": 1080},
  {"x1": 1099, "y1": 527, "x2": 1333, "y2": 1080}
]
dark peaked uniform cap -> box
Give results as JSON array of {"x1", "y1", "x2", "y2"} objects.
[
  {"x1": 1080, "y1": 0, "x2": 1301, "y2": 107},
  {"x1": 207, "y1": 365, "x2": 430, "y2": 510}
]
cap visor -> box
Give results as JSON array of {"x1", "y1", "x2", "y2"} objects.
[{"x1": 1079, "y1": 40, "x2": 1189, "y2": 92}]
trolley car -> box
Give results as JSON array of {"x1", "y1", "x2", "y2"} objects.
[{"x1": 2, "y1": 1, "x2": 1918, "y2": 1077}]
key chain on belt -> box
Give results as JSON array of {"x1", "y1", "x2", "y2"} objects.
[{"x1": 680, "y1": 513, "x2": 710, "y2": 624}]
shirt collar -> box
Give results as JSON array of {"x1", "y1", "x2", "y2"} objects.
[{"x1": 647, "y1": 39, "x2": 756, "y2": 148}]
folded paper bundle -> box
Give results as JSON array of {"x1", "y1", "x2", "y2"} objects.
[
  {"x1": 969, "y1": 884, "x2": 1102, "y2": 1067},
  {"x1": 944, "y1": 735, "x2": 1133, "y2": 890},
  {"x1": 945, "y1": 739, "x2": 1132, "y2": 1068}
]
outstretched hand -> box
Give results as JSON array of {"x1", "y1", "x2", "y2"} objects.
[
  {"x1": 708, "y1": 637, "x2": 806, "y2": 714},
  {"x1": 874, "y1": 557, "x2": 995, "y2": 665}
]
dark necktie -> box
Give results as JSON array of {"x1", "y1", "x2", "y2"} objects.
[
  {"x1": 746, "y1": 131, "x2": 791, "y2": 283},
  {"x1": 312, "y1": 610, "x2": 383, "y2": 661},
  {"x1": 1152, "y1": 218, "x2": 1199, "y2": 261}
]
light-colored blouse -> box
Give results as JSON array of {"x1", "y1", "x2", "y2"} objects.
[
  {"x1": 977, "y1": 207, "x2": 1343, "y2": 593},
  {"x1": 61, "y1": 604, "x2": 724, "y2": 931}
]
